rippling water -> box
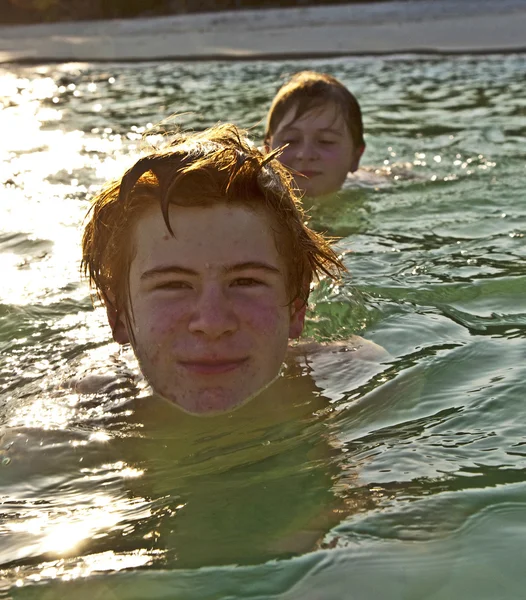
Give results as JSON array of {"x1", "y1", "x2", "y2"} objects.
[{"x1": 0, "y1": 54, "x2": 525, "y2": 598}]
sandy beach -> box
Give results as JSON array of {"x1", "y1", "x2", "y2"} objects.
[{"x1": 0, "y1": 0, "x2": 525, "y2": 64}]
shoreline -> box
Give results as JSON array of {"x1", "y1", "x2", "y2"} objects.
[
  {"x1": 1, "y1": 0, "x2": 526, "y2": 65},
  {"x1": 5, "y1": 47, "x2": 526, "y2": 66}
]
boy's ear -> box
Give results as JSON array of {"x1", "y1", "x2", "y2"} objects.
[
  {"x1": 350, "y1": 143, "x2": 365, "y2": 172},
  {"x1": 105, "y1": 303, "x2": 130, "y2": 345},
  {"x1": 288, "y1": 297, "x2": 307, "y2": 340}
]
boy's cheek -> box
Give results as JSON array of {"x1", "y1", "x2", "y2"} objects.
[
  {"x1": 131, "y1": 298, "x2": 188, "y2": 334},
  {"x1": 240, "y1": 305, "x2": 283, "y2": 333},
  {"x1": 274, "y1": 147, "x2": 294, "y2": 166},
  {"x1": 322, "y1": 147, "x2": 345, "y2": 160}
]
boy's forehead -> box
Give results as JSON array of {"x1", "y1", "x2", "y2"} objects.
[
  {"x1": 275, "y1": 101, "x2": 346, "y2": 134},
  {"x1": 131, "y1": 202, "x2": 283, "y2": 251},
  {"x1": 126, "y1": 202, "x2": 294, "y2": 285}
]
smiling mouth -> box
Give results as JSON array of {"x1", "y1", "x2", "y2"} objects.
[{"x1": 179, "y1": 358, "x2": 248, "y2": 375}]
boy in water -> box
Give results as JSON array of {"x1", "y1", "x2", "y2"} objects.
[
  {"x1": 82, "y1": 123, "x2": 383, "y2": 416},
  {"x1": 264, "y1": 71, "x2": 365, "y2": 199},
  {"x1": 0, "y1": 125, "x2": 389, "y2": 571}
]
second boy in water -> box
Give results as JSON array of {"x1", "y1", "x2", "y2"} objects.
[{"x1": 265, "y1": 71, "x2": 365, "y2": 199}]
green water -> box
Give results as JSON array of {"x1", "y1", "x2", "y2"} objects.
[{"x1": 0, "y1": 54, "x2": 525, "y2": 598}]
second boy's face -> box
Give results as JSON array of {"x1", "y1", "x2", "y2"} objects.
[
  {"x1": 269, "y1": 103, "x2": 359, "y2": 198},
  {"x1": 114, "y1": 203, "x2": 305, "y2": 415}
]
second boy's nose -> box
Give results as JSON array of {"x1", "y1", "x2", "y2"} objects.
[
  {"x1": 295, "y1": 139, "x2": 317, "y2": 162},
  {"x1": 188, "y1": 285, "x2": 238, "y2": 338}
]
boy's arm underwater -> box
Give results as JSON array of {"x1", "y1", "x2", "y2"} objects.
[{"x1": 288, "y1": 335, "x2": 389, "y2": 361}]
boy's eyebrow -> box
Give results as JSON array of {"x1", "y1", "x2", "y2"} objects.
[
  {"x1": 141, "y1": 265, "x2": 197, "y2": 280},
  {"x1": 140, "y1": 262, "x2": 281, "y2": 280},
  {"x1": 279, "y1": 125, "x2": 343, "y2": 136},
  {"x1": 225, "y1": 261, "x2": 281, "y2": 275}
]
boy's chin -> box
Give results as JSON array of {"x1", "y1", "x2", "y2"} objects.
[
  {"x1": 158, "y1": 385, "x2": 268, "y2": 417},
  {"x1": 296, "y1": 180, "x2": 334, "y2": 199}
]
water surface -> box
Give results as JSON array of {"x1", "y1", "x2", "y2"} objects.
[{"x1": 0, "y1": 54, "x2": 525, "y2": 598}]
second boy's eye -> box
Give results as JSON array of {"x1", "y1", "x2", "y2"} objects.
[{"x1": 319, "y1": 139, "x2": 336, "y2": 146}]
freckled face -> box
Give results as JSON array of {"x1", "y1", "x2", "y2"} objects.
[
  {"x1": 269, "y1": 103, "x2": 359, "y2": 198},
  {"x1": 119, "y1": 204, "x2": 305, "y2": 415}
]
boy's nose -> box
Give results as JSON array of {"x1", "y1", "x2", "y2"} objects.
[
  {"x1": 188, "y1": 286, "x2": 238, "y2": 338},
  {"x1": 295, "y1": 140, "x2": 317, "y2": 161}
]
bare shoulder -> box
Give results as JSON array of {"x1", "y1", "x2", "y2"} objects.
[
  {"x1": 286, "y1": 337, "x2": 390, "y2": 402},
  {"x1": 346, "y1": 164, "x2": 428, "y2": 189},
  {"x1": 61, "y1": 347, "x2": 144, "y2": 395},
  {"x1": 64, "y1": 373, "x2": 121, "y2": 394},
  {"x1": 288, "y1": 336, "x2": 390, "y2": 362}
]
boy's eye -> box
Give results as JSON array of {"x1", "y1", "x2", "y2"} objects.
[
  {"x1": 231, "y1": 277, "x2": 265, "y2": 287},
  {"x1": 153, "y1": 281, "x2": 192, "y2": 291},
  {"x1": 319, "y1": 139, "x2": 336, "y2": 146}
]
